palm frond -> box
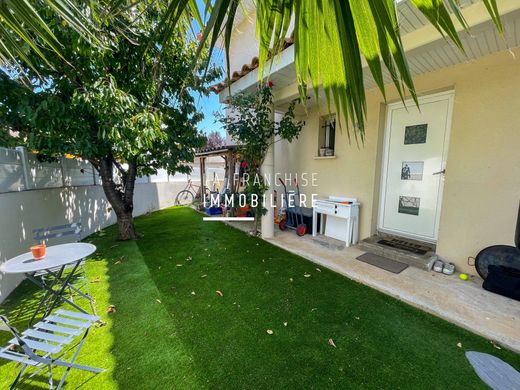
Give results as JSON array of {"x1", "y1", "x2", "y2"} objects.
[
  {"x1": 0, "y1": 0, "x2": 505, "y2": 140},
  {"x1": 0, "y1": 0, "x2": 102, "y2": 76}
]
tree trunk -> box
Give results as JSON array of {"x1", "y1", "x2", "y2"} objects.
[
  {"x1": 116, "y1": 210, "x2": 136, "y2": 241},
  {"x1": 98, "y1": 155, "x2": 138, "y2": 240}
]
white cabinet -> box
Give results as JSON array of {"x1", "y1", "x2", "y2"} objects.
[{"x1": 312, "y1": 198, "x2": 360, "y2": 247}]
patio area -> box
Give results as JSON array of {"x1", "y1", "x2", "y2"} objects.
[{"x1": 1, "y1": 207, "x2": 519, "y2": 389}]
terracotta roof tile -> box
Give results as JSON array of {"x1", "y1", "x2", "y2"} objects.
[{"x1": 209, "y1": 36, "x2": 294, "y2": 94}]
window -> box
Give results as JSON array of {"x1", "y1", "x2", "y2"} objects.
[
  {"x1": 318, "y1": 115, "x2": 336, "y2": 157},
  {"x1": 404, "y1": 124, "x2": 428, "y2": 144}
]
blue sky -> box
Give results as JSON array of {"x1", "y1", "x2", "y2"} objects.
[
  {"x1": 194, "y1": 48, "x2": 226, "y2": 136},
  {"x1": 193, "y1": 0, "x2": 226, "y2": 136}
]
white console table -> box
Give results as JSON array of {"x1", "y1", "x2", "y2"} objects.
[{"x1": 312, "y1": 198, "x2": 360, "y2": 247}]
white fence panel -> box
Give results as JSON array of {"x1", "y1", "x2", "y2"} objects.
[
  {"x1": 135, "y1": 176, "x2": 149, "y2": 184},
  {"x1": 28, "y1": 154, "x2": 63, "y2": 189},
  {"x1": 188, "y1": 166, "x2": 201, "y2": 180},
  {"x1": 0, "y1": 148, "x2": 25, "y2": 193},
  {"x1": 150, "y1": 169, "x2": 169, "y2": 183},
  {"x1": 62, "y1": 158, "x2": 95, "y2": 186}
]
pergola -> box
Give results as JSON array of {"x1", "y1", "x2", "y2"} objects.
[{"x1": 195, "y1": 144, "x2": 242, "y2": 196}]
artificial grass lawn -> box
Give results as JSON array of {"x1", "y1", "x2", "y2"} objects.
[{"x1": 1, "y1": 207, "x2": 519, "y2": 389}]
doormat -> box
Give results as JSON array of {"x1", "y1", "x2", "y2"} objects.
[
  {"x1": 356, "y1": 253, "x2": 408, "y2": 274},
  {"x1": 377, "y1": 238, "x2": 430, "y2": 255}
]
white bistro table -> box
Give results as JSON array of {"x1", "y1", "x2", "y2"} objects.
[{"x1": 0, "y1": 243, "x2": 96, "y2": 325}]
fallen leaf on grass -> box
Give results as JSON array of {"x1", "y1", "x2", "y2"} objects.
[
  {"x1": 216, "y1": 290, "x2": 223, "y2": 297},
  {"x1": 355, "y1": 317, "x2": 360, "y2": 320},
  {"x1": 457, "y1": 342, "x2": 462, "y2": 348},
  {"x1": 91, "y1": 276, "x2": 101, "y2": 284},
  {"x1": 283, "y1": 322, "x2": 288, "y2": 327},
  {"x1": 328, "y1": 338, "x2": 337, "y2": 348},
  {"x1": 289, "y1": 278, "x2": 293, "y2": 282},
  {"x1": 490, "y1": 340, "x2": 502, "y2": 349},
  {"x1": 156, "y1": 299, "x2": 162, "y2": 304},
  {"x1": 95, "y1": 320, "x2": 107, "y2": 328},
  {"x1": 107, "y1": 305, "x2": 116, "y2": 313},
  {"x1": 201, "y1": 274, "x2": 207, "y2": 278},
  {"x1": 186, "y1": 256, "x2": 192, "y2": 261},
  {"x1": 304, "y1": 273, "x2": 311, "y2": 278},
  {"x1": 316, "y1": 268, "x2": 321, "y2": 272},
  {"x1": 266, "y1": 329, "x2": 274, "y2": 335},
  {"x1": 176, "y1": 264, "x2": 183, "y2": 267},
  {"x1": 109, "y1": 244, "x2": 119, "y2": 249},
  {"x1": 191, "y1": 291, "x2": 196, "y2": 295}
]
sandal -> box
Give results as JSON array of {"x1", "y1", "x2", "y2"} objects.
[
  {"x1": 433, "y1": 260, "x2": 444, "y2": 273},
  {"x1": 443, "y1": 262, "x2": 455, "y2": 275}
]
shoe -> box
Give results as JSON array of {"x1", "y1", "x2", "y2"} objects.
[
  {"x1": 433, "y1": 260, "x2": 444, "y2": 273},
  {"x1": 443, "y1": 262, "x2": 455, "y2": 275}
]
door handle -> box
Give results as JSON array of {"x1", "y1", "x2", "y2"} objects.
[{"x1": 432, "y1": 169, "x2": 446, "y2": 175}]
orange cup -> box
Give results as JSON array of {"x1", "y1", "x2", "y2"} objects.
[{"x1": 31, "y1": 244, "x2": 46, "y2": 260}]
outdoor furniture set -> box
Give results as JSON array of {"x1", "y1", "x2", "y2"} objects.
[{"x1": 0, "y1": 223, "x2": 103, "y2": 389}]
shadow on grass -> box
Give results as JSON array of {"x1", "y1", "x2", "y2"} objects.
[
  {"x1": 0, "y1": 261, "x2": 109, "y2": 388},
  {"x1": 126, "y1": 207, "x2": 520, "y2": 389},
  {"x1": 0, "y1": 280, "x2": 43, "y2": 369},
  {"x1": 2, "y1": 207, "x2": 520, "y2": 389}
]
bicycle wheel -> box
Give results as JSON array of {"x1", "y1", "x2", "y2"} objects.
[
  {"x1": 196, "y1": 186, "x2": 212, "y2": 203},
  {"x1": 175, "y1": 190, "x2": 195, "y2": 206}
]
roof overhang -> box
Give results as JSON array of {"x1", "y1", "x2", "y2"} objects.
[
  {"x1": 215, "y1": 0, "x2": 520, "y2": 105},
  {"x1": 195, "y1": 144, "x2": 241, "y2": 157}
]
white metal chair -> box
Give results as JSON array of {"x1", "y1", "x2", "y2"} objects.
[
  {"x1": 0, "y1": 309, "x2": 103, "y2": 389},
  {"x1": 33, "y1": 223, "x2": 83, "y2": 246}
]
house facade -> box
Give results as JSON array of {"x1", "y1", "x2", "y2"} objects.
[{"x1": 215, "y1": 0, "x2": 520, "y2": 273}]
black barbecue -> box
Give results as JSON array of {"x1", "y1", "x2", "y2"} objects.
[{"x1": 471, "y1": 202, "x2": 520, "y2": 301}]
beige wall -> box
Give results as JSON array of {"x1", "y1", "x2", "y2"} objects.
[
  {"x1": 0, "y1": 181, "x2": 192, "y2": 303},
  {"x1": 275, "y1": 48, "x2": 520, "y2": 273},
  {"x1": 228, "y1": 15, "x2": 259, "y2": 73},
  {"x1": 226, "y1": 7, "x2": 294, "y2": 76}
]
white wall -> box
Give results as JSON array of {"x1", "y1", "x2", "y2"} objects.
[{"x1": 0, "y1": 181, "x2": 194, "y2": 303}]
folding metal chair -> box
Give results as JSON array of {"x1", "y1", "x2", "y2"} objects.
[
  {"x1": 33, "y1": 223, "x2": 85, "y2": 278},
  {"x1": 33, "y1": 223, "x2": 83, "y2": 246},
  {"x1": 32, "y1": 223, "x2": 96, "y2": 317},
  {"x1": 0, "y1": 309, "x2": 103, "y2": 389}
]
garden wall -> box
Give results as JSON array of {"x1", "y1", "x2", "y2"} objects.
[
  {"x1": 0, "y1": 146, "x2": 228, "y2": 303},
  {"x1": 0, "y1": 180, "x2": 193, "y2": 303}
]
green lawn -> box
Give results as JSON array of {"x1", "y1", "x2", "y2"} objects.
[{"x1": 1, "y1": 207, "x2": 519, "y2": 389}]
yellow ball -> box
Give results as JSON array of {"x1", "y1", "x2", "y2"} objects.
[{"x1": 459, "y1": 273, "x2": 468, "y2": 280}]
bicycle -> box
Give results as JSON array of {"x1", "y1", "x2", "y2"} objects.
[{"x1": 175, "y1": 179, "x2": 211, "y2": 206}]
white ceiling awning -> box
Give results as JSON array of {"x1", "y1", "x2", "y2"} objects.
[{"x1": 218, "y1": 0, "x2": 520, "y2": 104}]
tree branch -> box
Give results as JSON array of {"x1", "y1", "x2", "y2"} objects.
[{"x1": 113, "y1": 159, "x2": 126, "y2": 177}]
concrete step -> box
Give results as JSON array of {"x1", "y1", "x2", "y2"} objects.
[{"x1": 359, "y1": 235, "x2": 436, "y2": 271}]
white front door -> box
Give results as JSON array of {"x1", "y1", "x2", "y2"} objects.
[{"x1": 378, "y1": 91, "x2": 454, "y2": 243}]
